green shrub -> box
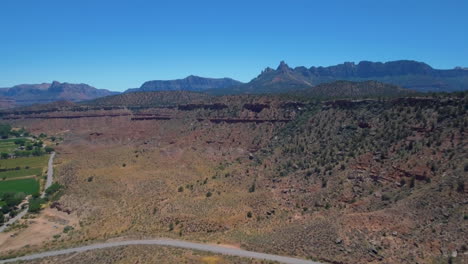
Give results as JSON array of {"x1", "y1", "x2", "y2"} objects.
[
  {"x1": 63, "y1": 225, "x2": 74, "y2": 233},
  {"x1": 409, "y1": 177, "x2": 415, "y2": 188},
  {"x1": 32, "y1": 148, "x2": 44, "y2": 156},
  {"x1": 381, "y1": 194, "x2": 391, "y2": 201},
  {"x1": 45, "y1": 183, "x2": 63, "y2": 196},
  {"x1": 0, "y1": 124, "x2": 12, "y2": 138},
  {"x1": 1, "y1": 205, "x2": 10, "y2": 214},
  {"x1": 248, "y1": 182, "x2": 256, "y2": 193},
  {"x1": 44, "y1": 147, "x2": 54, "y2": 154},
  {"x1": 457, "y1": 181, "x2": 465, "y2": 193},
  {"x1": 28, "y1": 198, "x2": 44, "y2": 213},
  {"x1": 1, "y1": 192, "x2": 26, "y2": 207}
]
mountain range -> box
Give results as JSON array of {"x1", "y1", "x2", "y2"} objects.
[
  {"x1": 211, "y1": 60, "x2": 468, "y2": 94},
  {"x1": 1, "y1": 60, "x2": 467, "y2": 108},
  {"x1": 0, "y1": 81, "x2": 118, "y2": 107}
]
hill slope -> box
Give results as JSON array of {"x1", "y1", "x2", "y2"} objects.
[
  {"x1": 299, "y1": 80, "x2": 415, "y2": 99},
  {"x1": 86, "y1": 91, "x2": 212, "y2": 107},
  {"x1": 1, "y1": 92, "x2": 466, "y2": 264}
]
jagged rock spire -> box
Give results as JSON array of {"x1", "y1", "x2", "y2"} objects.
[{"x1": 276, "y1": 61, "x2": 291, "y2": 72}]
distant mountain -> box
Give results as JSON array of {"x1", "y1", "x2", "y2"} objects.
[
  {"x1": 126, "y1": 75, "x2": 242, "y2": 93},
  {"x1": 210, "y1": 61, "x2": 312, "y2": 94},
  {"x1": 0, "y1": 81, "x2": 119, "y2": 107},
  {"x1": 212, "y1": 60, "x2": 468, "y2": 94}
]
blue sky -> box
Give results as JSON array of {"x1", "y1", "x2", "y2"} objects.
[{"x1": 1, "y1": 0, "x2": 467, "y2": 91}]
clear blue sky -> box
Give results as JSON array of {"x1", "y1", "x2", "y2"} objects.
[{"x1": 1, "y1": 0, "x2": 467, "y2": 91}]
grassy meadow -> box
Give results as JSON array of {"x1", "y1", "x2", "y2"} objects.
[
  {"x1": 0, "y1": 168, "x2": 42, "y2": 179},
  {"x1": 0, "y1": 156, "x2": 49, "y2": 169},
  {"x1": 0, "y1": 178, "x2": 40, "y2": 195}
]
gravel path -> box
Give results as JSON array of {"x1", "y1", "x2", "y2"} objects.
[
  {"x1": 0, "y1": 239, "x2": 321, "y2": 264},
  {"x1": 41, "y1": 152, "x2": 55, "y2": 198},
  {"x1": 0, "y1": 209, "x2": 27, "y2": 233}
]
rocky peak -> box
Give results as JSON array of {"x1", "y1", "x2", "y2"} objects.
[
  {"x1": 51, "y1": 81, "x2": 62, "y2": 86},
  {"x1": 276, "y1": 61, "x2": 291, "y2": 72},
  {"x1": 185, "y1": 75, "x2": 200, "y2": 80},
  {"x1": 261, "y1": 67, "x2": 274, "y2": 75}
]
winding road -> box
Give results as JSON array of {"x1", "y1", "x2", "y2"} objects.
[
  {"x1": 0, "y1": 152, "x2": 55, "y2": 232},
  {"x1": 0, "y1": 239, "x2": 321, "y2": 264}
]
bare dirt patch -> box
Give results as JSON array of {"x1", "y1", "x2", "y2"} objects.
[{"x1": 0, "y1": 208, "x2": 78, "y2": 253}]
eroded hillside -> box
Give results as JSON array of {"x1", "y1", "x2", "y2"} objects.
[{"x1": 0, "y1": 91, "x2": 466, "y2": 264}]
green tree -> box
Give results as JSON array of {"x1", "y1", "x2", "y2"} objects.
[
  {"x1": 0, "y1": 124, "x2": 12, "y2": 139},
  {"x1": 14, "y1": 139, "x2": 26, "y2": 146},
  {"x1": 1, "y1": 205, "x2": 10, "y2": 214},
  {"x1": 45, "y1": 183, "x2": 63, "y2": 196},
  {"x1": 2, "y1": 192, "x2": 26, "y2": 207},
  {"x1": 44, "y1": 146, "x2": 54, "y2": 154},
  {"x1": 32, "y1": 148, "x2": 44, "y2": 156},
  {"x1": 28, "y1": 198, "x2": 44, "y2": 213}
]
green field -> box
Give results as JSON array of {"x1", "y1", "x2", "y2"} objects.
[
  {"x1": 0, "y1": 168, "x2": 42, "y2": 179},
  {"x1": 0, "y1": 178, "x2": 39, "y2": 195},
  {"x1": 0, "y1": 138, "x2": 32, "y2": 153},
  {"x1": 0, "y1": 141, "x2": 17, "y2": 153},
  {"x1": 0, "y1": 155, "x2": 49, "y2": 169},
  {"x1": 0, "y1": 138, "x2": 27, "y2": 143},
  {"x1": 0, "y1": 155, "x2": 48, "y2": 195}
]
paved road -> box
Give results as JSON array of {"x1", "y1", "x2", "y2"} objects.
[
  {"x1": 0, "y1": 239, "x2": 321, "y2": 264},
  {"x1": 0, "y1": 152, "x2": 55, "y2": 232}
]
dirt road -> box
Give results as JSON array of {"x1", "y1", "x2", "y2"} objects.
[{"x1": 0, "y1": 238, "x2": 321, "y2": 264}]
